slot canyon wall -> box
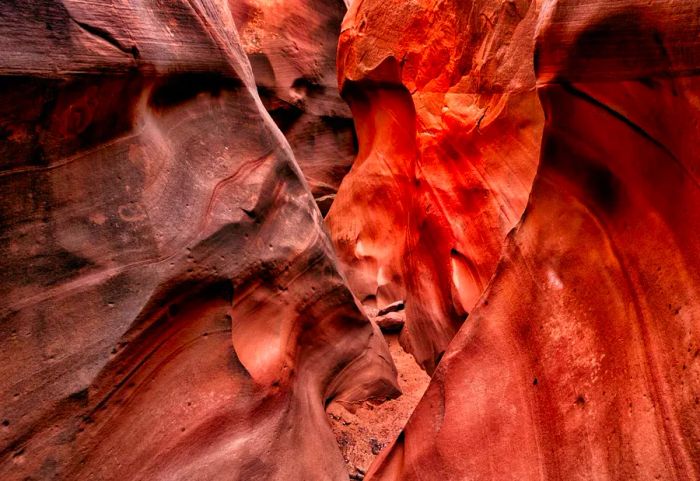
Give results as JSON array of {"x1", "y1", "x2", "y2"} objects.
[
  {"x1": 327, "y1": 0, "x2": 544, "y2": 373},
  {"x1": 232, "y1": 0, "x2": 357, "y2": 214},
  {"x1": 363, "y1": 0, "x2": 700, "y2": 480},
  {"x1": 1, "y1": 0, "x2": 699, "y2": 481},
  {"x1": 0, "y1": 1, "x2": 397, "y2": 480}
]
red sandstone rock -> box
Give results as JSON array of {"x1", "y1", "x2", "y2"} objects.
[
  {"x1": 5, "y1": 0, "x2": 700, "y2": 479},
  {"x1": 0, "y1": 2, "x2": 398, "y2": 480},
  {"x1": 376, "y1": 300, "x2": 405, "y2": 317},
  {"x1": 375, "y1": 312, "x2": 405, "y2": 333},
  {"x1": 232, "y1": 0, "x2": 357, "y2": 214},
  {"x1": 366, "y1": 0, "x2": 700, "y2": 479},
  {"x1": 327, "y1": 0, "x2": 543, "y2": 372}
]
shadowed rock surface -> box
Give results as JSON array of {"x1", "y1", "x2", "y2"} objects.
[
  {"x1": 366, "y1": 0, "x2": 700, "y2": 479},
  {"x1": 0, "y1": 1, "x2": 398, "y2": 480},
  {"x1": 326, "y1": 0, "x2": 544, "y2": 373},
  {"x1": 232, "y1": 0, "x2": 357, "y2": 214}
]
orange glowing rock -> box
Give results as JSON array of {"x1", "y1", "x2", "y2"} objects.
[
  {"x1": 366, "y1": 0, "x2": 700, "y2": 479},
  {"x1": 327, "y1": 0, "x2": 543, "y2": 372}
]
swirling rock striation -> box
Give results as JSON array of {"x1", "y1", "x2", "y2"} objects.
[
  {"x1": 366, "y1": 0, "x2": 700, "y2": 479},
  {"x1": 0, "y1": 1, "x2": 397, "y2": 480}
]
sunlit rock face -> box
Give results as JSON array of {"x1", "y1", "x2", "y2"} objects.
[
  {"x1": 0, "y1": 2, "x2": 398, "y2": 480},
  {"x1": 326, "y1": 0, "x2": 544, "y2": 373},
  {"x1": 232, "y1": 0, "x2": 357, "y2": 214},
  {"x1": 366, "y1": 1, "x2": 700, "y2": 479}
]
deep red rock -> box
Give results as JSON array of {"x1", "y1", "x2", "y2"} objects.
[
  {"x1": 366, "y1": 0, "x2": 700, "y2": 479},
  {"x1": 0, "y1": 2, "x2": 397, "y2": 480}
]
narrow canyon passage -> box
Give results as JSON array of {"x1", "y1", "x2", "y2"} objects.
[
  {"x1": 328, "y1": 332, "x2": 430, "y2": 479},
  {"x1": 1, "y1": 1, "x2": 699, "y2": 481},
  {"x1": 320, "y1": 0, "x2": 544, "y2": 475},
  {"x1": 233, "y1": 1, "x2": 543, "y2": 475}
]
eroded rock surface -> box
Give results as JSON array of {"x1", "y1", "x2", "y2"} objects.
[
  {"x1": 367, "y1": 1, "x2": 700, "y2": 479},
  {"x1": 329, "y1": 333, "x2": 430, "y2": 478},
  {"x1": 326, "y1": 0, "x2": 544, "y2": 372},
  {"x1": 0, "y1": 2, "x2": 397, "y2": 480},
  {"x1": 232, "y1": 0, "x2": 357, "y2": 214}
]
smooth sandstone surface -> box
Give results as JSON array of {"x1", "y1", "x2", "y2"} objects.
[
  {"x1": 327, "y1": 0, "x2": 544, "y2": 372},
  {"x1": 0, "y1": 1, "x2": 397, "y2": 480},
  {"x1": 366, "y1": 0, "x2": 700, "y2": 479}
]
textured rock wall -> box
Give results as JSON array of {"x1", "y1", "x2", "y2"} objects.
[
  {"x1": 3, "y1": 0, "x2": 700, "y2": 479},
  {"x1": 366, "y1": 0, "x2": 700, "y2": 479},
  {"x1": 232, "y1": 0, "x2": 357, "y2": 214},
  {"x1": 327, "y1": 0, "x2": 544, "y2": 372},
  {"x1": 0, "y1": 1, "x2": 397, "y2": 480}
]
